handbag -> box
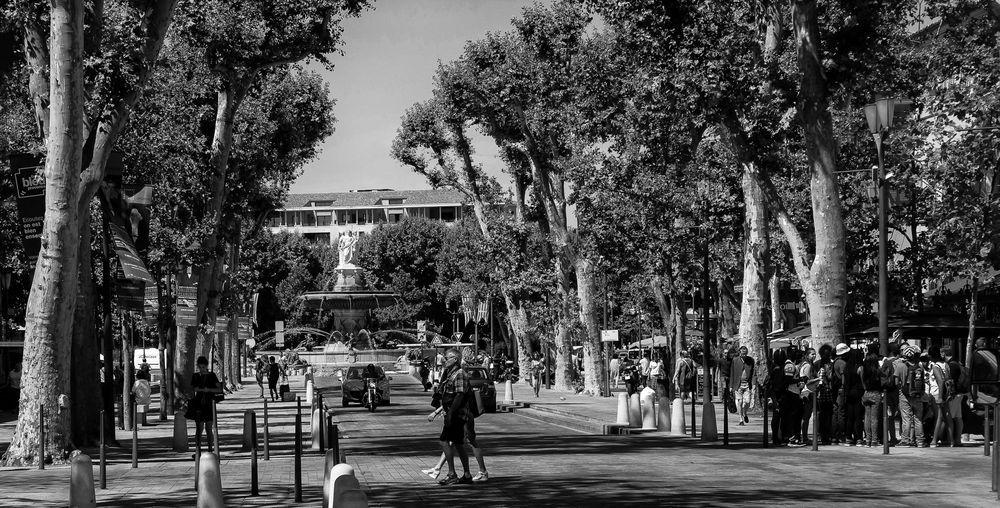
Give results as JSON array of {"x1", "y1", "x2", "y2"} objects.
[
  {"x1": 726, "y1": 390, "x2": 737, "y2": 414},
  {"x1": 213, "y1": 392, "x2": 225, "y2": 403}
]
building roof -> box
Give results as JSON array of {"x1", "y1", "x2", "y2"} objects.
[{"x1": 281, "y1": 188, "x2": 467, "y2": 209}]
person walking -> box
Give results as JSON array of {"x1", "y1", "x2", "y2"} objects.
[
  {"x1": 610, "y1": 355, "x2": 621, "y2": 389},
  {"x1": 799, "y1": 347, "x2": 818, "y2": 444},
  {"x1": 730, "y1": 346, "x2": 755, "y2": 426},
  {"x1": 436, "y1": 348, "x2": 473, "y2": 485},
  {"x1": 860, "y1": 346, "x2": 883, "y2": 447},
  {"x1": 815, "y1": 344, "x2": 835, "y2": 445},
  {"x1": 254, "y1": 357, "x2": 266, "y2": 398},
  {"x1": 266, "y1": 356, "x2": 282, "y2": 401},
  {"x1": 639, "y1": 353, "x2": 651, "y2": 389},
  {"x1": 423, "y1": 354, "x2": 489, "y2": 483},
  {"x1": 185, "y1": 356, "x2": 222, "y2": 453},
  {"x1": 673, "y1": 350, "x2": 697, "y2": 400},
  {"x1": 530, "y1": 352, "x2": 544, "y2": 397}
]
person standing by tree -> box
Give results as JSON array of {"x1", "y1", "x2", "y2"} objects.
[
  {"x1": 266, "y1": 356, "x2": 282, "y2": 401},
  {"x1": 185, "y1": 356, "x2": 222, "y2": 453}
]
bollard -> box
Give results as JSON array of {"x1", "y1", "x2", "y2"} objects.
[
  {"x1": 69, "y1": 453, "x2": 97, "y2": 508},
  {"x1": 304, "y1": 371, "x2": 314, "y2": 390},
  {"x1": 640, "y1": 389, "x2": 656, "y2": 430},
  {"x1": 503, "y1": 380, "x2": 514, "y2": 404},
  {"x1": 883, "y1": 390, "x2": 890, "y2": 455},
  {"x1": 656, "y1": 395, "x2": 671, "y2": 432},
  {"x1": 250, "y1": 445, "x2": 259, "y2": 496},
  {"x1": 132, "y1": 399, "x2": 138, "y2": 468},
  {"x1": 173, "y1": 412, "x2": 189, "y2": 452},
  {"x1": 319, "y1": 403, "x2": 326, "y2": 454},
  {"x1": 700, "y1": 398, "x2": 718, "y2": 442},
  {"x1": 722, "y1": 389, "x2": 729, "y2": 446},
  {"x1": 615, "y1": 393, "x2": 629, "y2": 425},
  {"x1": 323, "y1": 449, "x2": 338, "y2": 508},
  {"x1": 338, "y1": 490, "x2": 369, "y2": 508},
  {"x1": 627, "y1": 393, "x2": 641, "y2": 427},
  {"x1": 763, "y1": 396, "x2": 769, "y2": 448},
  {"x1": 196, "y1": 452, "x2": 224, "y2": 508},
  {"x1": 327, "y1": 463, "x2": 364, "y2": 508},
  {"x1": 99, "y1": 410, "x2": 106, "y2": 490},
  {"x1": 263, "y1": 400, "x2": 270, "y2": 460},
  {"x1": 311, "y1": 408, "x2": 323, "y2": 451},
  {"x1": 241, "y1": 410, "x2": 258, "y2": 452},
  {"x1": 38, "y1": 403, "x2": 45, "y2": 470},
  {"x1": 670, "y1": 397, "x2": 686, "y2": 436},
  {"x1": 211, "y1": 400, "x2": 220, "y2": 456},
  {"x1": 306, "y1": 380, "x2": 314, "y2": 406},
  {"x1": 329, "y1": 419, "x2": 340, "y2": 467},
  {"x1": 691, "y1": 392, "x2": 697, "y2": 438},
  {"x1": 294, "y1": 397, "x2": 303, "y2": 503},
  {"x1": 987, "y1": 405, "x2": 992, "y2": 458}
]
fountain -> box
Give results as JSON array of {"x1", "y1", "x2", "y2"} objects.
[{"x1": 298, "y1": 230, "x2": 398, "y2": 354}]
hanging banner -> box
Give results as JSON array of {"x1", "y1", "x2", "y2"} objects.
[
  {"x1": 116, "y1": 280, "x2": 145, "y2": 312},
  {"x1": 239, "y1": 317, "x2": 253, "y2": 341},
  {"x1": 10, "y1": 155, "x2": 45, "y2": 262},
  {"x1": 216, "y1": 316, "x2": 229, "y2": 331},
  {"x1": 175, "y1": 269, "x2": 198, "y2": 327},
  {"x1": 109, "y1": 223, "x2": 154, "y2": 283},
  {"x1": 273, "y1": 319, "x2": 283, "y2": 346}
]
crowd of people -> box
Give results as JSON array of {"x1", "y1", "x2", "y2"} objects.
[{"x1": 768, "y1": 340, "x2": 975, "y2": 448}]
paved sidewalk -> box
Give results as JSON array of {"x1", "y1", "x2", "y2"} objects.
[{"x1": 0, "y1": 373, "x2": 338, "y2": 507}]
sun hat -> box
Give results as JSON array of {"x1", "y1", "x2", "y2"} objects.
[{"x1": 835, "y1": 343, "x2": 850, "y2": 356}]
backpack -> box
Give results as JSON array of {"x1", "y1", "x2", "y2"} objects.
[
  {"x1": 932, "y1": 363, "x2": 953, "y2": 401},
  {"x1": 681, "y1": 359, "x2": 697, "y2": 387},
  {"x1": 902, "y1": 362, "x2": 925, "y2": 397},
  {"x1": 951, "y1": 361, "x2": 971, "y2": 394},
  {"x1": 879, "y1": 358, "x2": 898, "y2": 391}
]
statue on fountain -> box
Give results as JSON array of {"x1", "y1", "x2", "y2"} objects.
[{"x1": 337, "y1": 230, "x2": 358, "y2": 268}]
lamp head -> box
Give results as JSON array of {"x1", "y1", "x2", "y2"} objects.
[
  {"x1": 864, "y1": 103, "x2": 880, "y2": 134},
  {"x1": 877, "y1": 98, "x2": 895, "y2": 129}
]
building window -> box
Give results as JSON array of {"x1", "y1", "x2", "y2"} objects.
[
  {"x1": 429, "y1": 207, "x2": 440, "y2": 220},
  {"x1": 268, "y1": 212, "x2": 282, "y2": 227},
  {"x1": 317, "y1": 212, "x2": 332, "y2": 226},
  {"x1": 441, "y1": 206, "x2": 456, "y2": 222},
  {"x1": 345, "y1": 209, "x2": 357, "y2": 224},
  {"x1": 303, "y1": 212, "x2": 316, "y2": 226}
]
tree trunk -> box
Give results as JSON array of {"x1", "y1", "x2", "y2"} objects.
[
  {"x1": 739, "y1": 170, "x2": 770, "y2": 410},
  {"x1": 717, "y1": 278, "x2": 739, "y2": 340},
  {"x1": 71, "y1": 220, "x2": 100, "y2": 445},
  {"x1": 2, "y1": 0, "x2": 85, "y2": 466},
  {"x1": 122, "y1": 315, "x2": 135, "y2": 431},
  {"x1": 966, "y1": 276, "x2": 978, "y2": 368},
  {"x1": 575, "y1": 256, "x2": 606, "y2": 396},
  {"x1": 503, "y1": 291, "x2": 534, "y2": 386},
  {"x1": 552, "y1": 253, "x2": 575, "y2": 391}
]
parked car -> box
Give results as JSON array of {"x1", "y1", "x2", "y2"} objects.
[
  {"x1": 463, "y1": 366, "x2": 497, "y2": 414},
  {"x1": 341, "y1": 365, "x2": 391, "y2": 407}
]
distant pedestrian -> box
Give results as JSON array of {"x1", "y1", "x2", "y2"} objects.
[
  {"x1": 609, "y1": 356, "x2": 621, "y2": 388},
  {"x1": 730, "y1": 346, "x2": 754, "y2": 425},
  {"x1": 419, "y1": 360, "x2": 431, "y2": 391},
  {"x1": 267, "y1": 356, "x2": 282, "y2": 401},
  {"x1": 185, "y1": 356, "x2": 222, "y2": 453},
  {"x1": 899, "y1": 344, "x2": 926, "y2": 447},
  {"x1": 639, "y1": 353, "x2": 650, "y2": 388},
  {"x1": 136, "y1": 362, "x2": 151, "y2": 381},
  {"x1": 928, "y1": 345, "x2": 954, "y2": 447},
  {"x1": 530, "y1": 352, "x2": 545, "y2": 397},
  {"x1": 254, "y1": 357, "x2": 266, "y2": 398},
  {"x1": 860, "y1": 346, "x2": 884, "y2": 447},
  {"x1": 673, "y1": 350, "x2": 696, "y2": 400}
]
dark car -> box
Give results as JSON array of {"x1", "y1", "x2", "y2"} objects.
[
  {"x1": 341, "y1": 365, "x2": 391, "y2": 407},
  {"x1": 463, "y1": 366, "x2": 496, "y2": 414}
]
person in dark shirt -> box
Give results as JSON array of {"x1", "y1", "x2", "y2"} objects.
[{"x1": 185, "y1": 356, "x2": 222, "y2": 452}]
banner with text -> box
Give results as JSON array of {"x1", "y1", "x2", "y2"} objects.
[{"x1": 10, "y1": 155, "x2": 45, "y2": 262}]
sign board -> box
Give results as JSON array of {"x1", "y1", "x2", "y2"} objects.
[
  {"x1": 216, "y1": 316, "x2": 228, "y2": 331},
  {"x1": 246, "y1": 338, "x2": 256, "y2": 348},
  {"x1": 175, "y1": 273, "x2": 198, "y2": 327},
  {"x1": 11, "y1": 155, "x2": 45, "y2": 262},
  {"x1": 417, "y1": 320, "x2": 426, "y2": 342},
  {"x1": 116, "y1": 279, "x2": 145, "y2": 311},
  {"x1": 600, "y1": 330, "x2": 619, "y2": 342},
  {"x1": 238, "y1": 316, "x2": 252, "y2": 341},
  {"x1": 109, "y1": 222, "x2": 154, "y2": 283},
  {"x1": 143, "y1": 284, "x2": 158, "y2": 316},
  {"x1": 274, "y1": 320, "x2": 284, "y2": 347}
]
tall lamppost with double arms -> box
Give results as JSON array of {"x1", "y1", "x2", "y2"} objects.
[
  {"x1": 865, "y1": 98, "x2": 897, "y2": 359},
  {"x1": 865, "y1": 97, "x2": 900, "y2": 457}
]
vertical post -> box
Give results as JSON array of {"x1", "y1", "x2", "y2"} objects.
[
  {"x1": 883, "y1": 390, "x2": 890, "y2": 455},
  {"x1": 987, "y1": 404, "x2": 992, "y2": 458},
  {"x1": 474, "y1": 320, "x2": 479, "y2": 356},
  {"x1": 212, "y1": 399, "x2": 220, "y2": 455},
  {"x1": 319, "y1": 401, "x2": 326, "y2": 453},
  {"x1": 544, "y1": 346, "x2": 550, "y2": 390},
  {"x1": 263, "y1": 399, "x2": 270, "y2": 461},
  {"x1": 250, "y1": 445, "x2": 259, "y2": 496},
  {"x1": 99, "y1": 409, "x2": 107, "y2": 489},
  {"x1": 131, "y1": 396, "x2": 138, "y2": 468},
  {"x1": 722, "y1": 387, "x2": 729, "y2": 446},
  {"x1": 876, "y1": 134, "x2": 890, "y2": 358},
  {"x1": 701, "y1": 238, "x2": 711, "y2": 405},
  {"x1": 294, "y1": 397, "x2": 303, "y2": 503},
  {"x1": 811, "y1": 390, "x2": 818, "y2": 451},
  {"x1": 330, "y1": 420, "x2": 340, "y2": 464},
  {"x1": 37, "y1": 403, "x2": 44, "y2": 470},
  {"x1": 762, "y1": 393, "x2": 769, "y2": 448},
  {"x1": 691, "y1": 389, "x2": 697, "y2": 438},
  {"x1": 994, "y1": 403, "x2": 1000, "y2": 500}
]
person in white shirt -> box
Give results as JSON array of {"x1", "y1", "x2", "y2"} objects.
[{"x1": 639, "y1": 354, "x2": 651, "y2": 389}]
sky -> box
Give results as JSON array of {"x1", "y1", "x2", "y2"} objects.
[{"x1": 291, "y1": 0, "x2": 543, "y2": 195}]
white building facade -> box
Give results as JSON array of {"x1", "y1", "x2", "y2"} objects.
[{"x1": 268, "y1": 188, "x2": 468, "y2": 244}]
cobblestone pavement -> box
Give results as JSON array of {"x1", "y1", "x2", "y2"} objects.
[{"x1": 1, "y1": 369, "x2": 999, "y2": 507}]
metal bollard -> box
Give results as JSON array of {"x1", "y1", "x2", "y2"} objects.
[
  {"x1": 811, "y1": 392, "x2": 818, "y2": 452},
  {"x1": 722, "y1": 389, "x2": 729, "y2": 446},
  {"x1": 294, "y1": 397, "x2": 303, "y2": 502},
  {"x1": 883, "y1": 390, "x2": 890, "y2": 455},
  {"x1": 690, "y1": 392, "x2": 697, "y2": 439},
  {"x1": 132, "y1": 398, "x2": 139, "y2": 468},
  {"x1": 762, "y1": 395, "x2": 769, "y2": 448},
  {"x1": 263, "y1": 399, "x2": 270, "y2": 460},
  {"x1": 99, "y1": 410, "x2": 107, "y2": 489},
  {"x1": 329, "y1": 418, "x2": 340, "y2": 467},
  {"x1": 38, "y1": 403, "x2": 45, "y2": 470},
  {"x1": 250, "y1": 444, "x2": 259, "y2": 496}
]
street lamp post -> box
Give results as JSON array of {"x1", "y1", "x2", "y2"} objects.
[{"x1": 865, "y1": 98, "x2": 897, "y2": 358}]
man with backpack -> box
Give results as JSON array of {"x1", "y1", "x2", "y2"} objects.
[
  {"x1": 673, "y1": 350, "x2": 697, "y2": 400},
  {"x1": 898, "y1": 345, "x2": 927, "y2": 447},
  {"x1": 880, "y1": 343, "x2": 903, "y2": 446}
]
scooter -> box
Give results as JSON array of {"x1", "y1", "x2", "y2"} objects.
[{"x1": 361, "y1": 377, "x2": 378, "y2": 412}]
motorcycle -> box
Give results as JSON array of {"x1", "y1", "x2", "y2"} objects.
[{"x1": 361, "y1": 376, "x2": 379, "y2": 412}]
